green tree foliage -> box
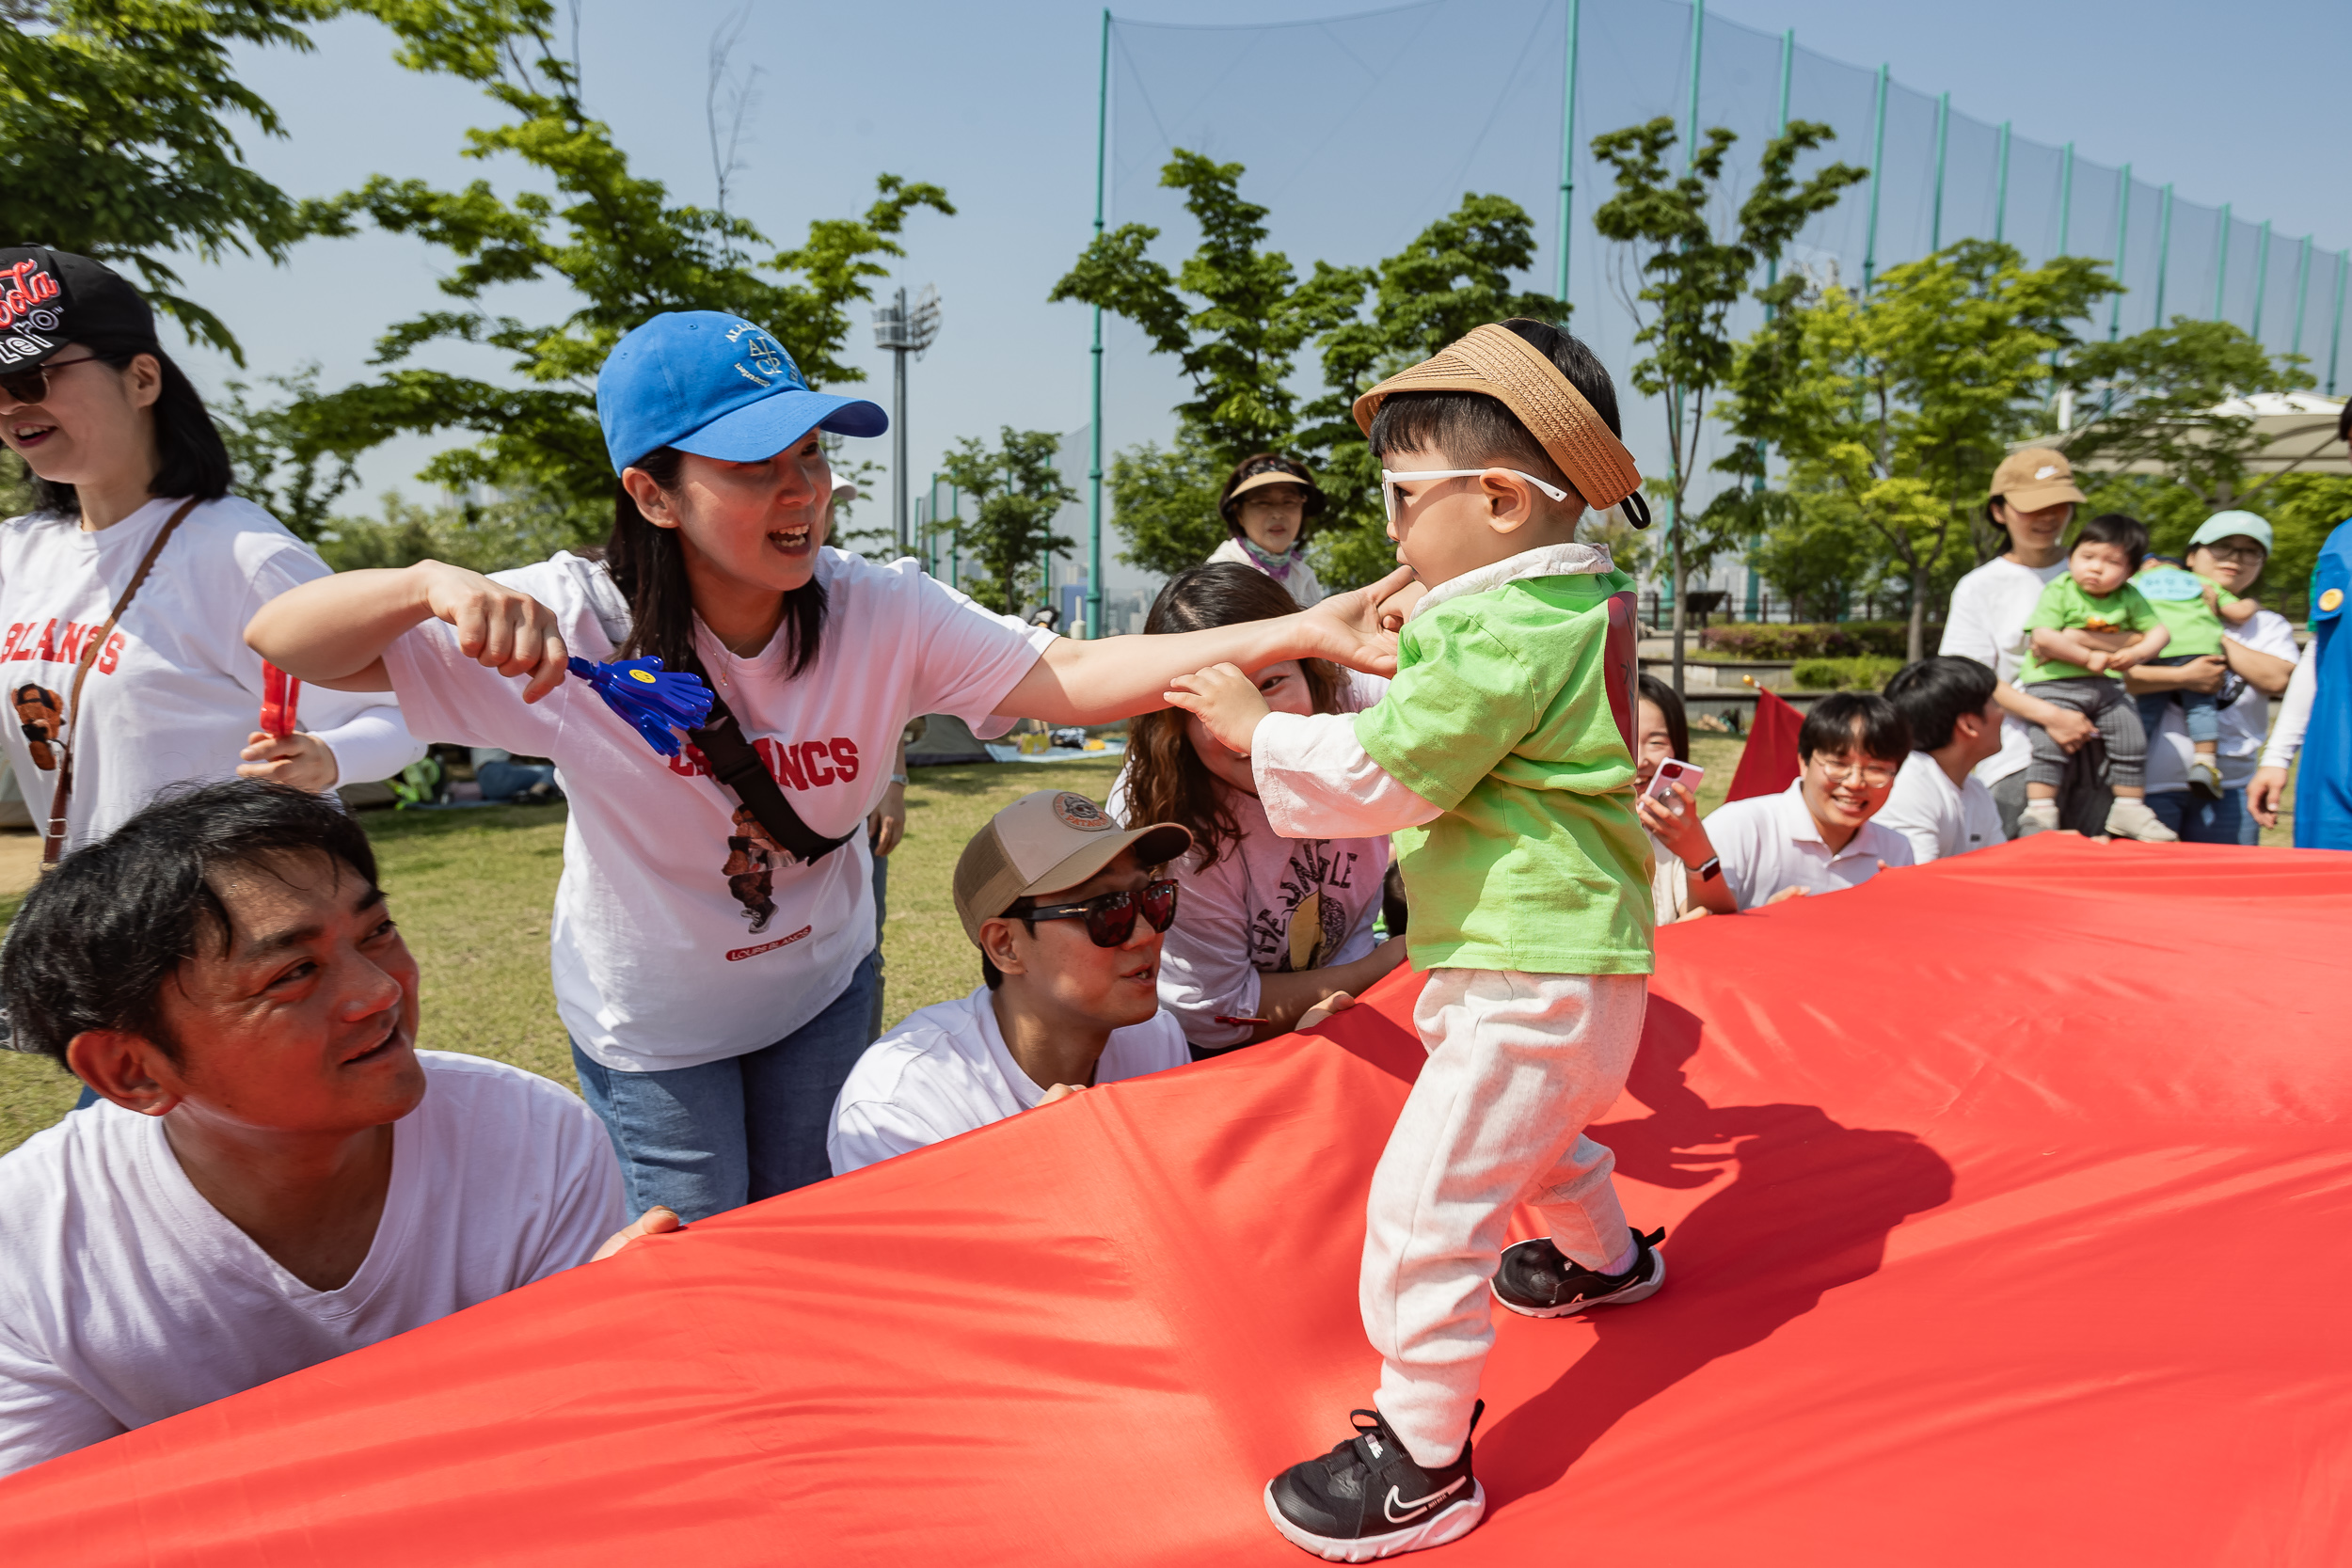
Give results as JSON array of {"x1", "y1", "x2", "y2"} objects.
[
  {"x1": 1738, "y1": 489, "x2": 1891, "y2": 622},
  {"x1": 0, "y1": 0, "x2": 337, "y2": 361},
  {"x1": 1099, "y1": 435, "x2": 1230, "y2": 581},
  {"x1": 1590, "y1": 116, "x2": 1868, "y2": 682},
  {"x1": 2052, "y1": 318, "x2": 2312, "y2": 524},
  {"x1": 1051, "y1": 150, "x2": 1364, "y2": 462},
  {"x1": 280, "y1": 0, "x2": 948, "y2": 533},
  {"x1": 215, "y1": 366, "x2": 367, "y2": 540},
  {"x1": 1720, "y1": 241, "x2": 2116, "y2": 660},
  {"x1": 938, "y1": 428, "x2": 1076, "y2": 617},
  {"x1": 1303, "y1": 194, "x2": 1566, "y2": 590},
  {"x1": 315, "y1": 488, "x2": 584, "y2": 575}
]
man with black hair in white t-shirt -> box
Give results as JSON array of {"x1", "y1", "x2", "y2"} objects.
[
  {"x1": 1878, "y1": 657, "x2": 2008, "y2": 863},
  {"x1": 0, "y1": 782, "x2": 665, "y2": 1480},
  {"x1": 828, "y1": 790, "x2": 1196, "y2": 1174}
]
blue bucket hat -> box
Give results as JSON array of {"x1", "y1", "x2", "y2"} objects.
[{"x1": 596, "y1": 310, "x2": 886, "y2": 474}]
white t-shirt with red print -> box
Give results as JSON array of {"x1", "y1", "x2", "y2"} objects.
[
  {"x1": 0, "y1": 497, "x2": 422, "y2": 851},
  {"x1": 380, "y1": 548, "x2": 1054, "y2": 1073}
]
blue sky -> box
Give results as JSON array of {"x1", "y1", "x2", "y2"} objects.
[{"x1": 157, "y1": 0, "x2": 2352, "y2": 569}]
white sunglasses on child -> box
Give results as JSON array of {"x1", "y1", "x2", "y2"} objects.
[{"x1": 1379, "y1": 467, "x2": 1571, "y2": 526}]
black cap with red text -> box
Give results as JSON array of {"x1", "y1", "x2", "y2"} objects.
[{"x1": 0, "y1": 248, "x2": 157, "y2": 372}]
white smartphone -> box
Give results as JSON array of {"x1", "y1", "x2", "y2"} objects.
[{"x1": 1642, "y1": 757, "x2": 1705, "y2": 801}]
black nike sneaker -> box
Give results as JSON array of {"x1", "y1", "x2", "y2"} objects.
[
  {"x1": 1491, "y1": 1226, "x2": 1666, "y2": 1318},
  {"x1": 1264, "y1": 1402, "x2": 1485, "y2": 1561}
]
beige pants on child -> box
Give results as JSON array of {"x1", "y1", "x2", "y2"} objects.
[{"x1": 1363, "y1": 968, "x2": 1649, "y2": 1466}]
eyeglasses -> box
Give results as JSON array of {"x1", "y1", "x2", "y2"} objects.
[
  {"x1": 2195, "y1": 541, "x2": 2266, "y2": 562},
  {"x1": 1811, "y1": 756, "x2": 1899, "y2": 787},
  {"x1": 1380, "y1": 467, "x2": 1570, "y2": 526},
  {"x1": 0, "y1": 353, "x2": 104, "y2": 408},
  {"x1": 1025, "y1": 879, "x2": 1180, "y2": 947}
]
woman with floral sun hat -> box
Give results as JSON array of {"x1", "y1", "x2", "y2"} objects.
[{"x1": 250, "y1": 309, "x2": 1414, "y2": 1221}]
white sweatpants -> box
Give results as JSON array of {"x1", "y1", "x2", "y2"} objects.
[{"x1": 1363, "y1": 968, "x2": 1648, "y2": 1465}]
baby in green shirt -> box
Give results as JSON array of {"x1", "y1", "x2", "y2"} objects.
[
  {"x1": 2132, "y1": 553, "x2": 2261, "y2": 799},
  {"x1": 2015, "y1": 513, "x2": 2176, "y2": 840},
  {"x1": 1168, "y1": 319, "x2": 1659, "y2": 1560}
]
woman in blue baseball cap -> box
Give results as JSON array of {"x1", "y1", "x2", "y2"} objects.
[{"x1": 250, "y1": 309, "x2": 1413, "y2": 1221}]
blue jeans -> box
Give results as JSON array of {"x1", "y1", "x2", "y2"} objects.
[
  {"x1": 2145, "y1": 786, "x2": 2255, "y2": 846},
  {"x1": 2135, "y1": 658, "x2": 2220, "y2": 746},
  {"x1": 569, "y1": 948, "x2": 881, "y2": 1222},
  {"x1": 477, "y1": 760, "x2": 560, "y2": 801}
]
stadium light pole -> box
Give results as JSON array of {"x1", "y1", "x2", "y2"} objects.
[
  {"x1": 873, "y1": 284, "x2": 941, "y2": 558},
  {"x1": 1085, "y1": 8, "x2": 1110, "y2": 640},
  {"x1": 1553, "y1": 0, "x2": 1580, "y2": 305},
  {"x1": 2214, "y1": 204, "x2": 2232, "y2": 321}
]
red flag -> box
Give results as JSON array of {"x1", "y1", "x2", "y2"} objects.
[{"x1": 1728, "y1": 685, "x2": 1803, "y2": 800}]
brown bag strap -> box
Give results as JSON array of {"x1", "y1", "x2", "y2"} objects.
[{"x1": 43, "y1": 499, "x2": 199, "y2": 866}]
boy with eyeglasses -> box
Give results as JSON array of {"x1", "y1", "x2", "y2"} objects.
[
  {"x1": 1167, "y1": 319, "x2": 1664, "y2": 1558},
  {"x1": 825, "y1": 790, "x2": 1194, "y2": 1176},
  {"x1": 1654, "y1": 690, "x2": 1918, "y2": 915}
]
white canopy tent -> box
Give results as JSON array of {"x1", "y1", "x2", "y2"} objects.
[{"x1": 2040, "y1": 390, "x2": 2349, "y2": 490}]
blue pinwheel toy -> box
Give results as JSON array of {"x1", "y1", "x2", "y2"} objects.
[{"x1": 566, "y1": 657, "x2": 715, "y2": 757}]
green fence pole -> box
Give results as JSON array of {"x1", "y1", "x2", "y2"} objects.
[
  {"x1": 2057, "y1": 141, "x2": 2074, "y2": 255},
  {"x1": 2107, "y1": 165, "x2": 2130, "y2": 341},
  {"x1": 2329, "y1": 251, "x2": 2347, "y2": 396},
  {"x1": 2213, "y1": 203, "x2": 2231, "y2": 321},
  {"x1": 2153, "y1": 183, "x2": 2172, "y2": 325},
  {"x1": 1084, "y1": 9, "x2": 1109, "y2": 641},
  {"x1": 1747, "y1": 24, "x2": 1793, "y2": 622},
  {"x1": 1862, "y1": 63, "x2": 1887, "y2": 292},
  {"x1": 1994, "y1": 120, "x2": 2010, "y2": 244},
  {"x1": 1683, "y1": 0, "x2": 1704, "y2": 158},
  {"x1": 1930, "y1": 92, "x2": 1948, "y2": 251},
  {"x1": 2252, "y1": 219, "x2": 2272, "y2": 341},
  {"x1": 2293, "y1": 234, "x2": 2312, "y2": 357},
  {"x1": 1554, "y1": 0, "x2": 1580, "y2": 304}
]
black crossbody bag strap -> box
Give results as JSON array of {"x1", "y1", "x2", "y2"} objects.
[{"x1": 681, "y1": 649, "x2": 857, "y2": 866}]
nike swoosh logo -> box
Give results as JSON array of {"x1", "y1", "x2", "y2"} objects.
[{"x1": 1383, "y1": 1477, "x2": 1464, "y2": 1524}]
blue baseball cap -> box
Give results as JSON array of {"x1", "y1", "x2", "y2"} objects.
[{"x1": 596, "y1": 310, "x2": 887, "y2": 474}]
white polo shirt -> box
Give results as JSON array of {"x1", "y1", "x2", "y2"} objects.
[
  {"x1": 1874, "y1": 751, "x2": 2005, "y2": 863},
  {"x1": 828, "y1": 985, "x2": 1190, "y2": 1175},
  {"x1": 1701, "y1": 780, "x2": 1915, "y2": 910}
]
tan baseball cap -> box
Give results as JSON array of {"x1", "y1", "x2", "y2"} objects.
[
  {"x1": 1990, "y1": 448, "x2": 2087, "y2": 511},
  {"x1": 950, "y1": 789, "x2": 1193, "y2": 946}
]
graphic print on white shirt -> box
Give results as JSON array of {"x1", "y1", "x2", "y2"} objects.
[
  {"x1": 0, "y1": 497, "x2": 422, "y2": 848},
  {"x1": 0, "y1": 1053, "x2": 624, "y2": 1480},
  {"x1": 381, "y1": 548, "x2": 1054, "y2": 1071}
]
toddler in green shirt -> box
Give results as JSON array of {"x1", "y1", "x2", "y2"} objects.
[
  {"x1": 2015, "y1": 512, "x2": 2176, "y2": 840},
  {"x1": 2132, "y1": 553, "x2": 2262, "y2": 800},
  {"x1": 1168, "y1": 319, "x2": 1660, "y2": 1560}
]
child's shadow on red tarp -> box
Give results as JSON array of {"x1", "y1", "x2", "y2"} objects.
[{"x1": 1481, "y1": 997, "x2": 1956, "y2": 1507}]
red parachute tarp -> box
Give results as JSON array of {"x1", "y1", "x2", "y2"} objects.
[{"x1": 5, "y1": 835, "x2": 2349, "y2": 1564}]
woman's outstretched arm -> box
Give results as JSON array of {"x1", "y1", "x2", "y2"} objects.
[
  {"x1": 1000, "y1": 565, "x2": 1416, "y2": 726},
  {"x1": 246, "y1": 562, "x2": 572, "y2": 702}
]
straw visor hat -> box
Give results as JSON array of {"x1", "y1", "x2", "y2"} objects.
[{"x1": 1351, "y1": 323, "x2": 1649, "y2": 524}]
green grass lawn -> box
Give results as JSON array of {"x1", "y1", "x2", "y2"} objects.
[{"x1": 0, "y1": 731, "x2": 2305, "y2": 1156}]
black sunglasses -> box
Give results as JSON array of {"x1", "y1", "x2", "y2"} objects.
[
  {"x1": 1025, "y1": 879, "x2": 1180, "y2": 947},
  {"x1": 0, "y1": 353, "x2": 105, "y2": 407}
]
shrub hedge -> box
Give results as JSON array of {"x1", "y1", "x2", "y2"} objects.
[
  {"x1": 1791, "y1": 656, "x2": 1905, "y2": 690},
  {"x1": 1699, "y1": 622, "x2": 1942, "y2": 659}
]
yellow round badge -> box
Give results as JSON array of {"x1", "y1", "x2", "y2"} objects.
[
  {"x1": 2323, "y1": 588, "x2": 2344, "y2": 613},
  {"x1": 629, "y1": 668, "x2": 659, "y2": 683}
]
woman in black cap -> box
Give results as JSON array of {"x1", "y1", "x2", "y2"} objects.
[
  {"x1": 0, "y1": 246, "x2": 421, "y2": 860},
  {"x1": 1210, "y1": 453, "x2": 1327, "y2": 607}
]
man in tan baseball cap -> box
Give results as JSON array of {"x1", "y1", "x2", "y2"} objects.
[{"x1": 827, "y1": 790, "x2": 1195, "y2": 1175}]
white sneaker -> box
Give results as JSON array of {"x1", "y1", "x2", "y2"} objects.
[
  {"x1": 2188, "y1": 757, "x2": 2224, "y2": 800},
  {"x1": 2017, "y1": 800, "x2": 2060, "y2": 837},
  {"x1": 2105, "y1": 798, "x2": 2179, "y2": 842}
]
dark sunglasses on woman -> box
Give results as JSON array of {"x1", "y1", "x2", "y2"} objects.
[
  {"x1": 1025, "y1": 879, "x2": 1180, "y2": 947},
  {"x1": 0, "y1": 353, "x2": 105, "y2": 408}
]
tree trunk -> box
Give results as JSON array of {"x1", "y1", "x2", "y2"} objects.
[
  {"x1": 1669, "y1": 500, "x2": 1687, "y2": 694},
  {"x1": 1908, "y1": 567, "x2": 1930, "y2": 663}
]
